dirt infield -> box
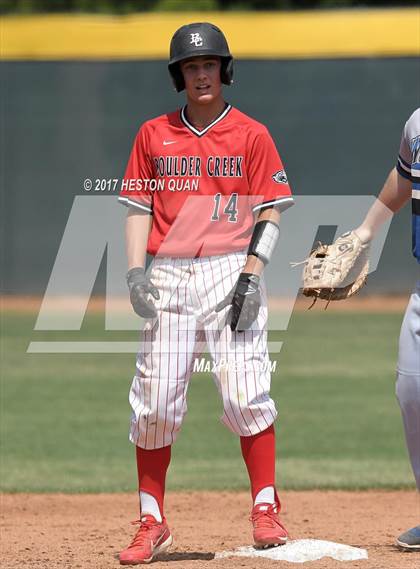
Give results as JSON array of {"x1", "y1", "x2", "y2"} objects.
[{"x1": 2, "y1": 491, "x2": 419, "y2": 569}]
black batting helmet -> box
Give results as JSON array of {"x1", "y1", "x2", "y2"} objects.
[{"x1": 168, "y1": 22, "x2": 233, "y2": 92}]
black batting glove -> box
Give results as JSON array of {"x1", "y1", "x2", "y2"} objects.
[
  {"x1": 215, "y1": 272, "x2": 261, "y2": 332},
  {"x1": 126, "y1": 267, "x2": 160, "y2": 318}
]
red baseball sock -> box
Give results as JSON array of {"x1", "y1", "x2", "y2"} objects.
[
  {"x1": 240, "y1": 424, "x2": 277, "y2": 503},
  {"x1": 136, "y1": 445, "x2": 171, "y2": 517}
]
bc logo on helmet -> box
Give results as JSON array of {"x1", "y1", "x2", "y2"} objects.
[{"x1": 190, "y1": 33, "x2": 203, "y2": 47}]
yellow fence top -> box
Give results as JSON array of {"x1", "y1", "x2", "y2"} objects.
[{"x1": 1, "y1": 9, "x2": 419, "y2": 60}]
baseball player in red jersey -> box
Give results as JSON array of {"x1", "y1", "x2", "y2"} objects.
[{"x1": 118, "y1": 23, "x2": 294, "y2": 565}]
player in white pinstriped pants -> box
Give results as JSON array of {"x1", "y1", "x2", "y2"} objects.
[{"x1": 118, "y1": 22, "x2": 294, "y2": 565}]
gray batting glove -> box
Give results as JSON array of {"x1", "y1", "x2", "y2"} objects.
[
  {"x1": 126, "y1": 267, "x2": 160, "y2": 318},
  {"x1": 215, "y1": 272, "x2": 261, "y2": 332}
]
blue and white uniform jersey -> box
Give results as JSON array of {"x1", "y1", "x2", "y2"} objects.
[{"x1": 396, "y1": 108, "x2": 420, "y2": 263}]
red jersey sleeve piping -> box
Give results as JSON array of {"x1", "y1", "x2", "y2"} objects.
[
  {"x1": 252, "y1": 195, "x2": 295, "y2": 213},
  {"x1": 118, "y1": 196, "x2": 153, "y2": 214}
]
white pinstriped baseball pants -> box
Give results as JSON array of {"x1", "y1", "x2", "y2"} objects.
[{"x1": 129, "y1": 251, "x2": 277, "y2": 449}]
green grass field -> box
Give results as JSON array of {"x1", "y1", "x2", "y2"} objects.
[{"x1": 1, "y1": 306, "x2": 414, "y2": 493}]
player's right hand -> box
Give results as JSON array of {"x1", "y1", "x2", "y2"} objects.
[{"x1": 126, "y1": 267, "x2": 160, "y2": 318}]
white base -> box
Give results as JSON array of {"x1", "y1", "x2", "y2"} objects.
[{"x1": 215, "y1": 539, "x2": 368, "y2": 563}]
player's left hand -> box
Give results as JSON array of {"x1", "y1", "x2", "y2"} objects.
[{"x1": 215, "y1": 272, "x2": 261, "y2": 332}]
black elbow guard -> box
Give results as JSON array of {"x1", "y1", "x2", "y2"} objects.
[{"x1": 247, "y1": 220, "x2": 280, "y2": 265}]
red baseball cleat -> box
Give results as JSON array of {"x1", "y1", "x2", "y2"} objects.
[
  {"x1": 119, "y1": 515, "x2": 173, "y2": 565},
  {"x1": 251, "y1": 502, "x2": 288, "y2": 548}
]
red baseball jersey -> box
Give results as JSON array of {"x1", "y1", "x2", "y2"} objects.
[{"x1": 119, "y1": 104, "x2": 294, "y2": 257}]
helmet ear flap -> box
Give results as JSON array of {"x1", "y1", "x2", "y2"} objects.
[
  {"x1": 169, "y1": 63, "x2": 185, "y2": 92},
  {"x1": 221, "y1": 57, "x2": 234, "y2": 86}
]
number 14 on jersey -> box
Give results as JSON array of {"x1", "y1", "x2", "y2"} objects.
[{"x1": 211, "y1": 193, "x2": 238, "y2": 222}]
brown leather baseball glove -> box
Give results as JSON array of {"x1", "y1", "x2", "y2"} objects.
[{"x1": 298, "y1": 231, "x2": 370, "y2": 308}]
